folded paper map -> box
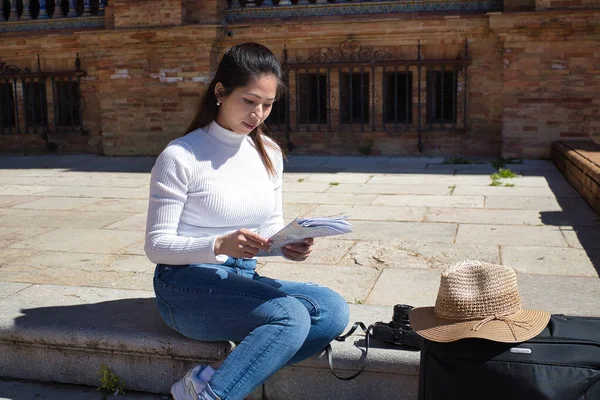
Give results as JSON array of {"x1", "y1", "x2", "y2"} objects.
[{"x1": 258, "y1": 214, "x2": 353, "y2": 257}]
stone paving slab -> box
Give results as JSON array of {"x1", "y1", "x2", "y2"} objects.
[
  {"x1": 429, "y1": 206, "x2": 597, "y2": 227},
  {"x1": 366, "y1": 268, "x2": 441, "y2": 306},
  {"x1": 425, "y1": 207, "x2": 545, "y2": 225},
  {"x1": 341, "y1": 241, "x2": 500, "y2": 270},
  {"x1": 1, "y1": 210, "x2": 135, "y2": 229},
  {"x1": 302, "y1": 173, "x2": 375, "y2": 184},
  {"x1": 280, "y1": 182, "x2": 331, "y2": 193},
  {"x1": 0, "y1": 185, "x2": 55, "y2": 196},
  {"x1": 261, "y1": 237, "x2": 355, "y2": 265},
  {"x1": 373, "y1": 194, "x2": 484, "y2": 208},
  {"x1": 0, "y1": 248, "x2": 40, "y2": 267},
  {"x1": 0, "y1": 265, "x2": 154, "y2": 292},
  {"x1": 311, "y1": 205, "x2": 427, "y2": 222},
  {"x1": 77, "y1": 199, "x2": 149, "y2": 213},
  {"x1": 257, "y1": 263, "x2": 379, "y2": 303},
  {"x1": 327, "y1": 183, "x2": 452, "y2": 195},
  {"x1": 0, "y1": 176, "x2": 45, "y2": 186},
  {"x1": 10, "y1": 197, "x2": 102, "y2": 210},
  {"x1": 0, "y1": 282, "x2": 30, "y2": 301},
  {"x1": 40, "y1": 175, "x2": 150, "y2": 188},
  {"x1": 38, "y1": 186, "x2": 150, "y2": 199},
  {"x1": 0, "y1": 169, "x2": 68, "y2": 178},
  {"x1": 10, "y1": 228, "x2": 142, "y2": 254},
  {"x1": 283, "y1": 192, "x2": 378, "y2": 205},
  {"x1": 454, "y1": 185, "x2": 580, "y2": 198},
  {"x1": 102, "y1": 213, "x2": 148, "y2": 231},
  {"x1": 345, "y1": 221, "x2": 457, "y2": 243},
  {"x1": 368, "y1": 268, "x2": 600, "y2": 316},
  {"x1": 0, "y1": 195, "x2": 44, "y2": 207},
  {"x1": 456, "y1": 224, "x2": 567, "y2": 247},
  {"x1": 484, "y1": 195, "x2": 593, "y2": 211},
  {"x1": 518, "y1": 273, "x2": 600, "y2": 316},
  {"x1": 0, "y1": 379, "x2": 168, "y2": 400},
  {"x1": 369, "y1": 174, "x2": 495, "y2": 186},
  {"x1": 501, "y1": 246, "x2": 599, "y2": 277},
  {"x1": 6, "y1": 252, "x2": 155, "y2": 274},
  {"x1": 560, "y1": 227, "x2": 600, "y2": 249},
  {"x1": 115, "y1": 241, "x2": 146, "y2": 256},
  {"x1": 282, "y1": 203, "x2": 318, "y2": 219},
  {"x1": 0, "y1": 227, "x2": 56, "y2": 248},
  {"x1": 502, "y1": 175, "x2": 580, "y2": 188}
]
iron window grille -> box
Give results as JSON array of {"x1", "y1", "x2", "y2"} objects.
[
  {"x1": 427, "y1": 70, "x2": 458, "y2": 125},
  {"x1": 0, "y1": 82, "x2": 16, "y2": 131},
  {"x1": 279, "y1": 36, "x2": 470, "y2": 152},
  {"x1": 297, "y1": 72, "x2": 327, "y2": 126},
  {"x1": 340, "y1": 71, "x2": 370, "y2": 125},
  {"x1": 54, "y1": 80, "x2": 81, "y2": 127},
  {"x1": 383, "y1": 70, "x2": 413, "y2": 125},
  {"x1": 0, "y1": 54, "x2": 86, "y2": 140},
  {"x1": 24, "y1": 80, "x2": 48, "y2": 127}
]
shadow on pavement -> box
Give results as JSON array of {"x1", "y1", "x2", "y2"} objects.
[
  {"x1": 0, "y1": 154, "x2": 156, "y2": 173},
  {"x1": 13, "y1": 297, "x2": 185, "y2": 342},
  {"x1": 537, "y1": 168, "x2": 600, "y2": 277}
]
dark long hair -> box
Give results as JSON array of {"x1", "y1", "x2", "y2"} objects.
[{"x1": 185, "y1": 43, "x2": 286, "y2": 177}]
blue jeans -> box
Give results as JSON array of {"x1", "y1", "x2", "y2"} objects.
[{"x1": 153, "y1": 257, "x2": 350, "y2": 400}]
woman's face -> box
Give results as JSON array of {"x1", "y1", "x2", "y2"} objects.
[{"x1": 215, "y1": 74, "x2": 278, "y2": 135}]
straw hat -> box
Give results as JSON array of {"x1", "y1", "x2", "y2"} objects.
[{"x1": 409, "y1": 260, "x2": 550, "y2": 343}]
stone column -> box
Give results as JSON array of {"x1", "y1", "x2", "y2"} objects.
[
  {"x1": 21, "y1": 0, "x2": 31, "y2": 19},
  {"x1": 67, "y1": 0, "x2": 77, "y2": 17},
  {"x1": 38, "y1": 0, "x2": 49, "y2": 19},
  {"x1": 8, "y1": 0, "x2": 18, "y2": 21},
  {"x1": 83, "y1": 0, "x2": 91, "y2": 16}
]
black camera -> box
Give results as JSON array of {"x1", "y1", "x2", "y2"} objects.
[{"x1": 371, "y1": 304, "x2": 423, "y2": 350}]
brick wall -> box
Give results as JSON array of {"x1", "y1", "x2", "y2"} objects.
[
  {"x1": 537, "y1": 0, "x2": 600, "y2": 10},
  {"x1": 491, "y1": 11, "x2": 600, "y2": 158},
  {"x1": 112, "y1": 0, "x2": 183, "y2": 29},
  {"x1": 221, "y1": 15, "x2": 503, "y2": 156},
  {"x1": 0, "y1": 4, "x2": 599, "y2": 156},
  {"x1": 184, "y1": 0, "x2": 225, "y2": 24}
]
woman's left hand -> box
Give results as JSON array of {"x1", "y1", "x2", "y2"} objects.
[{"x1": 282, "y1": 238, "x2": 314, "y2": 261}]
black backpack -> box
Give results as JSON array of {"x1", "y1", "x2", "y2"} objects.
[{"x1": 418, "y1": 315, "x2": 600, "y2": 400}]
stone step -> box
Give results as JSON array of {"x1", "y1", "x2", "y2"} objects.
[
  {"x1": 0, "y1": 283, "x2": 419, "y2": 400},
  {"x1": 552, "y1": 140, "x2": 600, "y2": 214}
]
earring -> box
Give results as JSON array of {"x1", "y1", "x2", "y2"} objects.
[{"x1": 216, "y1": 100, "x2": 221, "y2": 106}]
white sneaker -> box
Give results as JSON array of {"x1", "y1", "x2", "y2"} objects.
[{"x1": 171, "y1": 365, "x2": 209, "y2": 400}]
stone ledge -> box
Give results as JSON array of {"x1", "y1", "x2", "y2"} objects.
[
  {"x1": 552, "y1": 140, "x2": 600, "y2": 214},
  {"x1": 0, "y1": 283, "x2": 419, "y2": 399}
]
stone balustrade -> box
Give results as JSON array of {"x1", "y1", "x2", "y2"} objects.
[
  {"x1": 1, "y1": 0, "x2": 105, "y2": 32},
  {"x1": 226, "y1": 0, "x2": 503, "y2": 20}
]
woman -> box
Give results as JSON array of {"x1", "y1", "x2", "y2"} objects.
[{"x1": 145, "y1": 43, "x2": 350, "y2": 400}]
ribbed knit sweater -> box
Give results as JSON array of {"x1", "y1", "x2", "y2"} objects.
[{"x1": 144, "y1": 121, "x2": 284, "y2": 265}]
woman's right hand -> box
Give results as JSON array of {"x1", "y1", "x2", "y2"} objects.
[{"x1": 214, "y1": 229, "x2": 271, "y2": 259}]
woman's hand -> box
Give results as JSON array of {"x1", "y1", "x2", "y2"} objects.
[
  {"x1": 282, "y1": 238, "x2": 314, "y2": 262},
  {"x1": 215, "y1": 229, "x2": 270, "y2": 259}
]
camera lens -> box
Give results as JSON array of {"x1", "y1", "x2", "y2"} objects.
[{"x1": 393, "y1": 304, "x2": 413, "y2": 323}]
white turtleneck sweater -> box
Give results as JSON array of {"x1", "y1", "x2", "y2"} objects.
[{"x1": 144, "y1": 121, "x2": 284, "y2": 265}]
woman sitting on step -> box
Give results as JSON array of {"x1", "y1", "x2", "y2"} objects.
[{"x1": 144, "y1": 42, "x2": 350, "y2": 400}]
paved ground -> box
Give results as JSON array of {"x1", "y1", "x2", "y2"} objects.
[
  {"x1": 0, "y1": 154, "x2": 598, "y2": 315},
  {"x1": 0, "y1": 378, "x2": 167, "y2": 400}
]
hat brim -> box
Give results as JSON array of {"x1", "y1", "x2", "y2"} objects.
[{"x1": 409, "y1": 307, "x2": 551, "y2": 343}]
